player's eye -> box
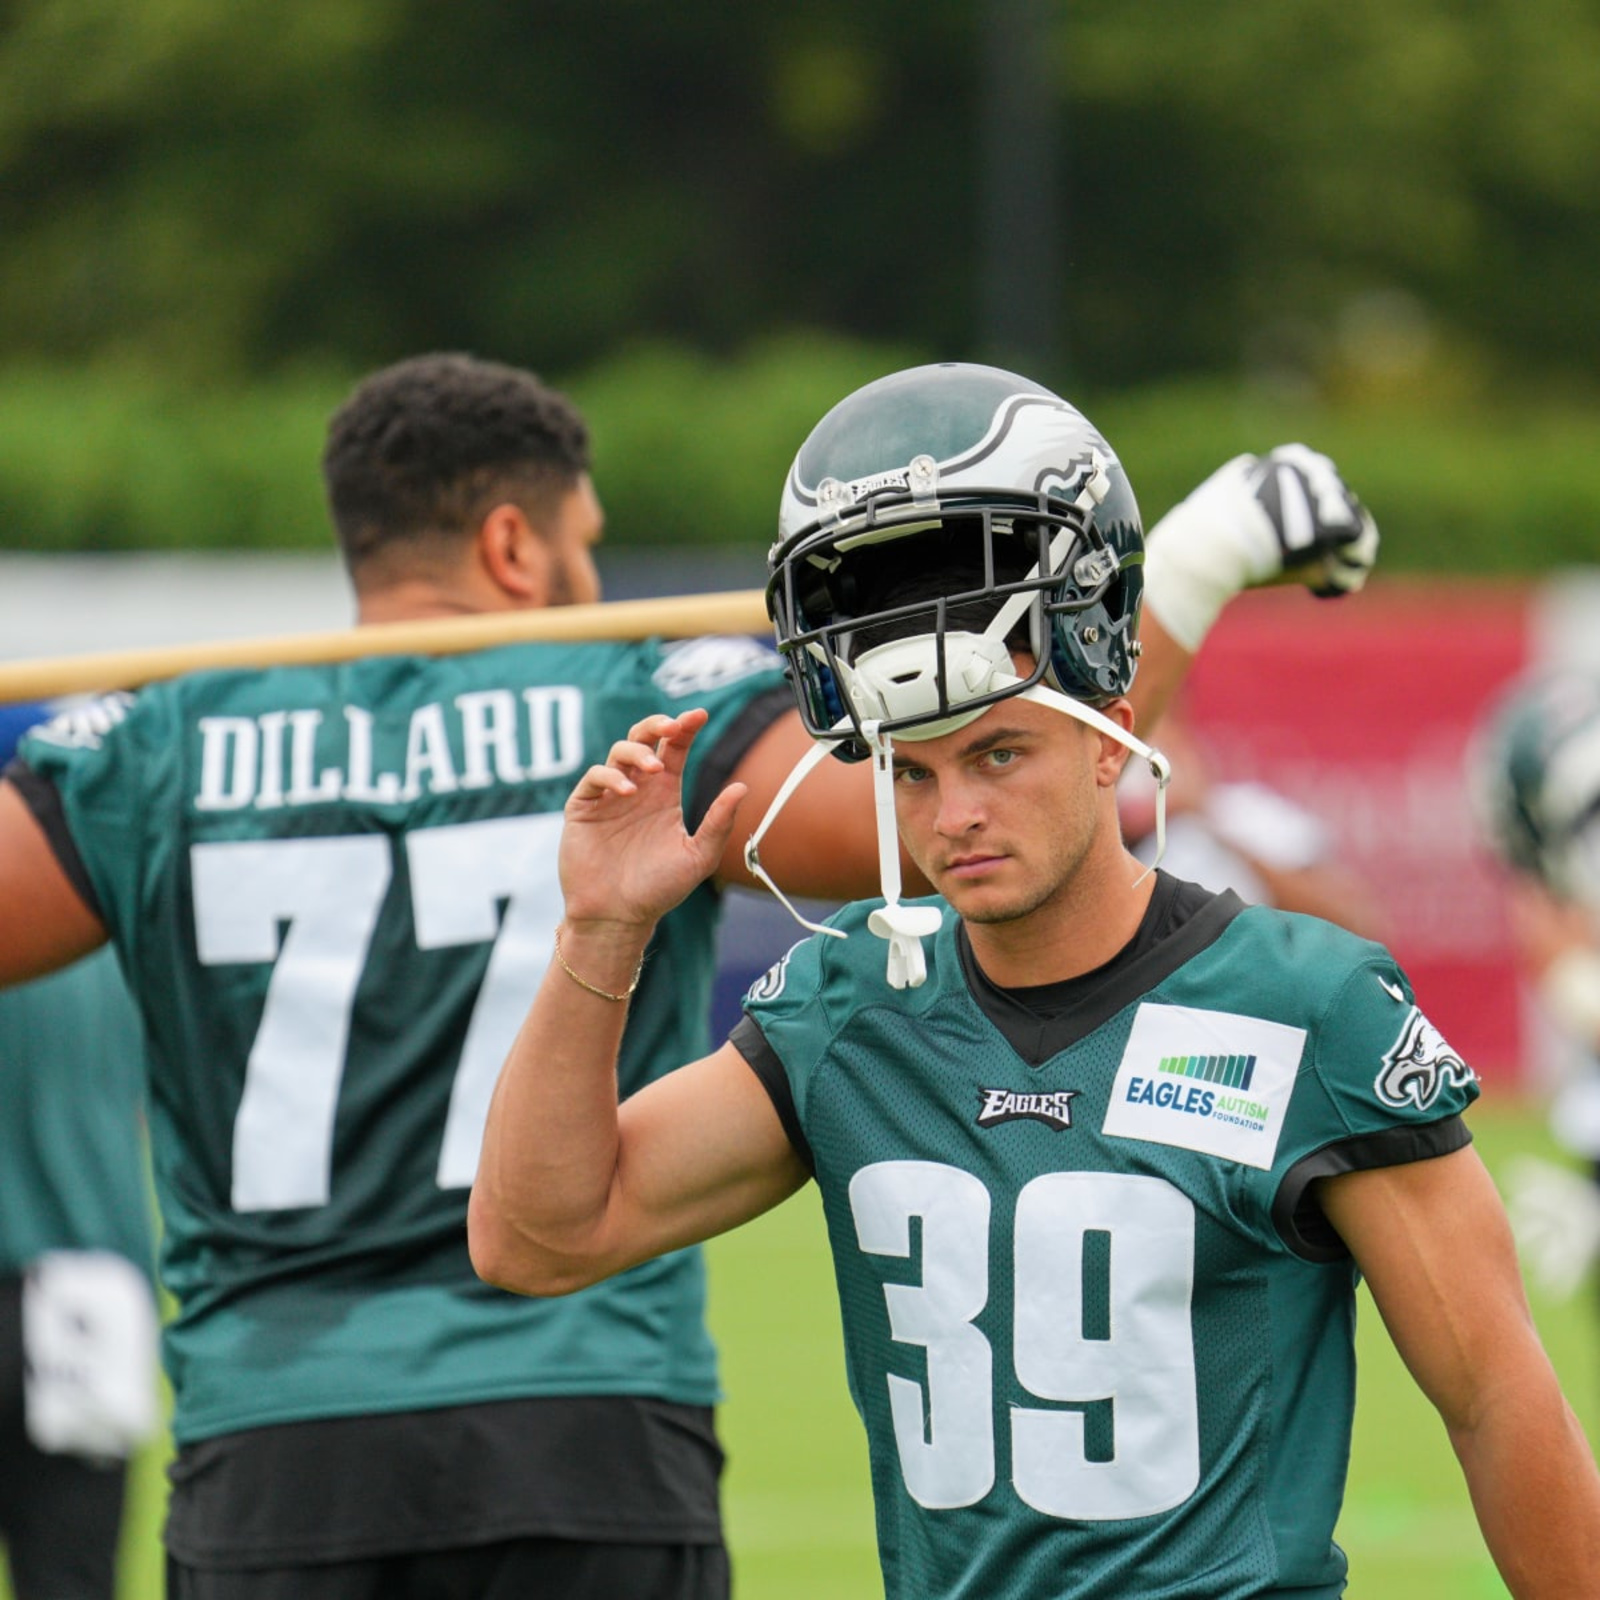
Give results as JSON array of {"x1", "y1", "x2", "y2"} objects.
[
  {"x1": 893, "y1": 764, "x2": 931, "y2": 786},
  {"x1": 981, "y1": 747, "x2": 1019, "y2": 770}
]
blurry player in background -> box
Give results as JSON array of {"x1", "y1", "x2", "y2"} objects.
[
  {"x1": 1118, "y1": 439, "x2": 1388, "y2": 942},
  {"x1": 0, "y1": 352, "x2": 1376, "y2": 1600},
  {"x1": 1120, "y1": 701, "x2": 1387, "y2": 939},
  {"x1": 0, "y1": 702, "x2": 159, "y2": 1600},
  {"x1": 470, "y1": 360, "x2": 1599, "y2": 1599},
  {"x1": 1470, "y1": 669, "x2": 1600, "y2": 1297}
]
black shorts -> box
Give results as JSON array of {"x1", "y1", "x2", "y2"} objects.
[
  {"x1": 165, "y1": 1395, "x2": 726, "y2": 1596},
  {"x1": 166, "y1": 1535, "x2": 729, "y2": 1600},
  {"x1": 0, "y1": 1275, "x2": 128, "y2": 1600}
]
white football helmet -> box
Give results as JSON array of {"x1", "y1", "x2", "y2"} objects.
[
  {"x1": 766, "y1": 361, "x2": 1146, "y2": 760},
  {"x1": 747, "y1": 363, "x2": 1167, "y2": 989}
]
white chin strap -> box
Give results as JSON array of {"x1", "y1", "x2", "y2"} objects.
[{"x1": 742, "y1": 662, "x2": 1170, "y2": 991}]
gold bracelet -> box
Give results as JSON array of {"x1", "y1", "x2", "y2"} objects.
[{"x1": 552, "y1": 925, "x2": 643, "y2": 1003}]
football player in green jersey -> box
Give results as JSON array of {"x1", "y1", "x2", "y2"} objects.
[
  {"x1": 1469, "y1": 671, "x2": 1600, "y2": 1298},
  {"x1": 472, "y1": 363, "x2": 1600, "y2": 1599},
  {"x1": 1471, "y1": 668, "x2": 1600, "y2": 1061},
  {"x1": 0, "y1": 352, "x2": 1377, "y2": 1600}
]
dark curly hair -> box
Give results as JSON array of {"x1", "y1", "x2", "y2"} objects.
[{"x1": 321, "y1": 352, "x2": 591, "y2": 583}]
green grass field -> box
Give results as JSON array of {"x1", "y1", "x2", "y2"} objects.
[{"x1": 23, "y1": 1094, "x2": 1597, "y2": 1600}]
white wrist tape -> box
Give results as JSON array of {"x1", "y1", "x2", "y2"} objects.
[{"x1": 1140, "y1": 455, "x2": 1279, "y2": 653}]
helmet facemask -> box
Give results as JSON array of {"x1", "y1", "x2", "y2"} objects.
[
  {"x1": 775, "y1": 507, "x2": 1107, "y2": 746},
  {"x1": 770, "y1": 454, "x2": 1143, "y2": 757}
]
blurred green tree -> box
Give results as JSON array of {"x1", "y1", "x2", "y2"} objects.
[
  {"x1": 1065, "y1": 0, "x2": 1600, "y2": 398},
  {"x1": 0, "y1": 0, "x2": 1594, "y2": 397}
]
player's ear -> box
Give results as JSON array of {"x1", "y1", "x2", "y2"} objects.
[
  {"x1": 1095, "y1": 697, "x2": 1137, "y2": 787},
  {"x1": 478, "y1": 503, "x2": 551, "y2": 605}
]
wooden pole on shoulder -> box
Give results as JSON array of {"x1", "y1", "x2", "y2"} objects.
[{"x1": 0, "y1": 589, "x2": 773, "y2": 701}]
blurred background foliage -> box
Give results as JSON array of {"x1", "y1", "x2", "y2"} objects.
[{"x1": 0, "y1": 0, "x2": 1596, "y2": 566}]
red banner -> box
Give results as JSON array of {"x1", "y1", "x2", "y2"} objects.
[{"x1": 1181, "y1": 579, "x2": 1531, "y2": 1083}]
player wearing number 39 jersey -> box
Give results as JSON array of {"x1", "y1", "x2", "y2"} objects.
[
  {"x1": 472, "y1": 363, "x2": 1600, "y2": 1599},
  {"x1": 734, "y1": 881, "x2": 1469, "y2": 1597}
]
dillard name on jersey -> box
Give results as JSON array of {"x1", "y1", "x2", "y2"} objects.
[{"x1": 193, "y1": 688, "x2": 584, "y2": 810}]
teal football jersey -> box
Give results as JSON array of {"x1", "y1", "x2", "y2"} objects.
[
  {"x1": 0, "y1": 948, "x2": 154, "y2": 1276},
  {"x1": 19, "y1": 635, "x2": 785, "y2": 1444},
  {"x1": 742, "y1": 887, "x2": 1479, "y2": 1600}
]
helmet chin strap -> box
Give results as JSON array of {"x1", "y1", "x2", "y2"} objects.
[
  {"x1": 742, "y1": 731, "x2": 852, "y2": 943},
  {"x1": 742, "y1": 670, "x2": 1170, "y2": 991},
  {"x1": 860, "y1": 721, "x2": 945, "y2": 990}
]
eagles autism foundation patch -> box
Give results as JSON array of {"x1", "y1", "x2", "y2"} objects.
[{"x1": 1103, "y1": 1003, "x2": 1308, "y2": 1169}]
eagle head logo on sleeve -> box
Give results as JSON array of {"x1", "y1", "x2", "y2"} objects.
[
  {"x1": 25, "y1": 693, "x2": 136, "y2": 752},
  {"x1": 1374, "y1": 1007, "x2": 1476, "y2": 1111}
]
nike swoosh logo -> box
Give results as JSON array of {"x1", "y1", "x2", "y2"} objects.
[{"x1": 1377, "y1": 976, "x2": 1406, "y2": 1003}]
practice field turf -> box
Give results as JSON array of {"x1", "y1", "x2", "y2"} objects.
[{"x1": 15, "y1": 1094, "x2": 1595, "y2": 1600}]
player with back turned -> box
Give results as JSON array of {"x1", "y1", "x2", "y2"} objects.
[
  {"x1": 470, "y1": 361, "x2": 1600, "y2": 1600},
  {"x1": 0, "y1": 351, "x2": 1378, "y2": 1599}
]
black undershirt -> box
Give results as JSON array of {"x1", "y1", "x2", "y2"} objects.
[{"x1": 955, "y1": 872, "x2": 1240, "y2": 1066}]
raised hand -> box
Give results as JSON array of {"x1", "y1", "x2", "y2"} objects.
[
  {"x1": 1141, "y1": 443, "x2": 1381, "y2": 652},
  {"x1": 560, "y1": 708, "x2": 747, "y2": 931},
  {"x1": 1244, "y1": 443, "x2": 1380, "y2": 597}
]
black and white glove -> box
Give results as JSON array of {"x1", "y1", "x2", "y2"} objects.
[{"x1": 1142, "y1": 444, "x2": 1380, "y2": 653}]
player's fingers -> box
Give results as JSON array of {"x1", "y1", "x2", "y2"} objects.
[
  {"x1": 1311, "y1": 511, "x2": 1380, "y2": 598},
  {"x1": 625, "y1": 712, "x2": 681, "y2": 745},
  {"x1": 604, "y1": 736, "x2": 667, "y2": 776},
  {"x1": 573, "y1": 729, "x2": 686, "y2": 798},
  {"x1": 1256, "y1": 446, "x2": 1370, "y2": 561},
  {"x1": 636, "y1": 708, "x2": 711, "y2": 777},
  {"x1": 625, "y1": 708, "x2": 710, "y2": 746},
  {"x1": 566, "y1": 762, "x2": 642, "y2": 809},
  {"x1": 692, "y1": 781, "x2": 748, "y2": 855}
]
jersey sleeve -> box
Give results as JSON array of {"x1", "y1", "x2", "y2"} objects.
[
  {"x1": 1274, "y1": 947, "x2": 1480, "y2": 1260},
  {"x1": 645, "y1": 638, "x2": 789, "y2": 827},
  {"x1": 730, "y1": 906, "x2": 868, "y2": 1161},
  {"x1": 729, "y1": 1013, "x2": 813, "y2": 1170},
  {"x1": 10, "y1": 693, "x2": 161, "y2": 937}
]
